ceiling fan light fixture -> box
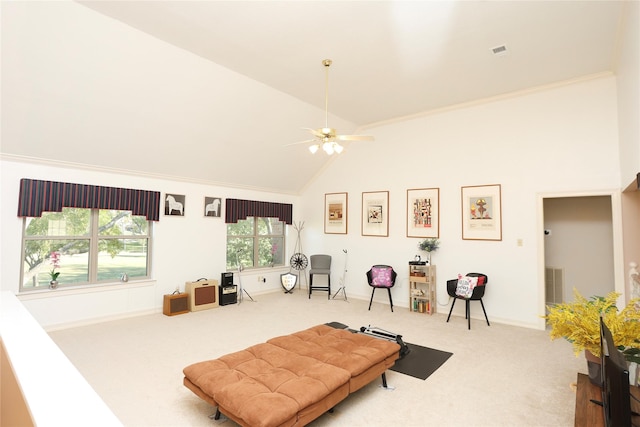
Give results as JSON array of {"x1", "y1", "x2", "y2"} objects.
[
  {"x1": 323, "y1": 142, "x2": 334, "y2": 155},
  {"x1": 292, "y1": 59, "x2": 373, "y2": 155}
]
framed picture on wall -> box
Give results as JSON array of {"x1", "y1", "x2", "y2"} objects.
[
  {"x1": 362, "y1": 191, "x2": 389, "y2": 237},
  {"x1": 324, "y1": 192, "x2": 348, "y2": 234},
  {"x1": 204, "y1": 197, "x2": 222, "y2": 217},
  {"x1": 164, "y1": 193, "x2": 185, "y2": 216},
  {"x1": 407, "y1": 188, "x2": 439, "y2": 238},
  {"x1": 461, "y1": 184, "x2": 502, "y2": 241}
]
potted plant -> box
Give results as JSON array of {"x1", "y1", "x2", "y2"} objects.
[
  {"x1": 543, "y1": 288, "x2": 640, "y2": 385},
  {"x1": 49, "y1": 251, "x2": 61, "y2": 289},
  {"x1": 417, "y1": 238, "x2": 439, "y2": 264}
]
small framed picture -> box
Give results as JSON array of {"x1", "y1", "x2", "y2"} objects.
[
  {"x1": 204, "y1": 197, "x2": 222, "y2": 217},
  {"x1": 324, "y1": 192, "x2": 348, "y2": 234},
  {"x1": 164, "y1": 193, "x2": 185, "y2": 216},
  {"x1": 362, "y1": 191, "x2": 389, "y2": 237},
  {"x1": 407, "y1": 188, "x2": 439, "y2": 238},
  {"x1": 461, "y1": 184, "x2": 502, "y2": 241}
]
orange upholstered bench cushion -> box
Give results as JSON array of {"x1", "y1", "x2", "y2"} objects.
[
  {"x1": 183, "y1": 342, "x2": 350, "y2": 427},
  {"x1": 267, "y1": 324, "x2": 400, "y2": 391}
]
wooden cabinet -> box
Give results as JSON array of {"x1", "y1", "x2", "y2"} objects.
[{"x1": 409, "y1": 262, "x2": 436, "y2": 314}]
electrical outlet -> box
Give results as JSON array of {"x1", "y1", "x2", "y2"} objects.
[{"x1": 257, "y1": 276, "x2": 263, "y2": 282}]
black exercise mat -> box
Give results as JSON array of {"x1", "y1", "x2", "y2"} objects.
[{"x1": 389, "y1": 342, "x2": 453, "y2": 380}]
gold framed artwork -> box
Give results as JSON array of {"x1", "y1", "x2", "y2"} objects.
[
  {"x1": 324, "y1": 192, "x2": 348, "y2": 234},
  {"x1": 461, "y1": 184, "x2": 502, "y2": 241},
  {"x1": 362, "y1": 191, "x2": 389, "y2": 237},
  {"x1": 407, "y1": 188, "x2": 439, "y2": 238}
]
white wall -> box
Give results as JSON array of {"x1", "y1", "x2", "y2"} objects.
[
  {"x1": 0, "y1": 159, "x2": 299, "y2": 328},
  {"x1": 0, "y1": 1, "x2": 635, "y2": 332},
  {"x1": 616, "y1": 1, "x2": 640, "y2": 299},
  {"x1": 617, "y1": 0, "x2": 640, "y2": 185},
  {"x1": 300, "y1": 76, "x2": 621, "y2": 329}
]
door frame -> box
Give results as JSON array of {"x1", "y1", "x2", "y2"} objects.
[{"x1": 536, "y1": 189, "x2": 624, "y2": 330}]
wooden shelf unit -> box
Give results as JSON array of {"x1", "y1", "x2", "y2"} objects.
[{"x1": 409, "y1": 262, "x2": 436, "y2": 314}]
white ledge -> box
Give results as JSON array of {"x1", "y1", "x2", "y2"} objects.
[
  {"x1": 0, "y1": 291, "x2": 123, "y2": 426},
  {"x1": 17, "y1": 279, "x2": 156, "y2": 301}
]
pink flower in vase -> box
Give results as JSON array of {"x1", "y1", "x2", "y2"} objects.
[{"x1": 50, "y1": 251, "x2": 61, "y2": 281}]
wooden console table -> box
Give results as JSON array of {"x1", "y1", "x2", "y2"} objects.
[
  {"x1": 575, "y1": 373, "x2": 605, "y2": 427},
  {"x1": 575, "y1": 373, "x2": 640, "y2": 427}
]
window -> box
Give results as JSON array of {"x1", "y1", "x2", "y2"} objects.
[
  {"x1": 21, "y1": 208, "x2": 152, "y2": 290},
  {"x1": 226, "y1": 217, "x2": 285, "y2": 270}
]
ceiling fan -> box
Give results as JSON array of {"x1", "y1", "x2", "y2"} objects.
[{"x1": 293, "y1": 59, "x2": 374, "y2": 155}]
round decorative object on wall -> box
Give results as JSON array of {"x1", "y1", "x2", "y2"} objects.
[{"x1": 290, "y1": 253, "x2": 308, "y2": 270}]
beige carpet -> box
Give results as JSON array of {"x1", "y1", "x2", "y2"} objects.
[{"x1": 48, "y1": 289, "x2": 585, "y2": 426}]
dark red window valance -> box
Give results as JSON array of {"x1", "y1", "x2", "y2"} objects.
[
  {"x1": 225, "y1": 198, "x2": 293, "y2": 224},
  {"x1": 17, "y1": 178, "x2": 161, "y2": 221}
]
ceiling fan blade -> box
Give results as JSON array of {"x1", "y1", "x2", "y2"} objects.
[
  {"x1": 284, "y1": 139, "x2": 318, "y2": 147},
  {"x1": 294, "y1": 60, "x2": 374, "y2": 151},
  {"x1": 336, "y1": 134, "x2": 375, "y2": 142},
  {"x1": 302, "y1": 127, "x2": 324, "y2": 138}
]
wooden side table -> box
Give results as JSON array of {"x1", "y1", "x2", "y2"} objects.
[
  {"x1": 574, "y1": 372, "x2": 640, "y2": 427},
  {"x1": 575, "y1": 373, "x2": 604, "y2": 427}
]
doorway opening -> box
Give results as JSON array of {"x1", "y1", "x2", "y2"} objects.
[{"x1": 538, "y1": 190, "x2": 624, "y2": 328}]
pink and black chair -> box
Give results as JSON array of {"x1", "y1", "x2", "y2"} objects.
[{"x1": 366, "y1": 265, "x2": 398, "y2": 312}]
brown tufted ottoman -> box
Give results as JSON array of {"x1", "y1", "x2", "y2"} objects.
[{"x1": 183, "y1": 324, "x2": 400, "y2": 427}]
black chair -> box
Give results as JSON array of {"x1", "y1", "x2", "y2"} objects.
[
  {"x1": 366, "y1": 265, "x2": 397, "y2": 312},
  {"x1": 446, "y1": 273, "x2": 489, "y2": 330},
  {"x1": 309, "y1": 254, "x2": 331, "y2": 299}
]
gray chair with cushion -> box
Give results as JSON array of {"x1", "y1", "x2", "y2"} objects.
[{"x1": 309, "y1": 254, "x2": 331, "y2": 299}]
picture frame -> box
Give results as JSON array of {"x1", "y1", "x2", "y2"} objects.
[
  {"x1": 407, "y1": 188, "x2": 440, "y2": 238},
  {"x1": 362, "y1": 191, "x2": 389, "y2": 237},
  {"x1": 164, "y1": 193, "x2": 185, "y2": 216},
  {"x1": 324, "y1": 192, "x2": 348, "y2": 234},
  {"x1": 461, "y1": 184, "x2": 502, "y2": 241},
  {"x1": 204, "y1": 197, "x2": 222, "y2": 217}
]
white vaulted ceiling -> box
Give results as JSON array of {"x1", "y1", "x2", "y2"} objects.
[{"x1": 1, "y1": 1, "x2": 628, "y2": 193}]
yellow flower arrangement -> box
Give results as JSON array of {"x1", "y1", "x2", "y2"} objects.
[{"x1": 543, "y1": 288, "x2": 640, "y2": 359}]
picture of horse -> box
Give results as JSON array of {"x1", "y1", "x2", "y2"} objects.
[
  {"x1": 204, "y1": 197, "x2": 222, "y2": 217},
  {"x1": 165, "y1": 194, "x2": 185, "y2": 216}
]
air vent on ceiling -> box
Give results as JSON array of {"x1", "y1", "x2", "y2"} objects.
[{"x1": 491, "y1": 45, "x2": 508, "y2": 56}]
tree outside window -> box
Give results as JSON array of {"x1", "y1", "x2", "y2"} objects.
[
  {"x1": 226, "y1": 217, "x2": 285, "y2": 270},
  {"x1": 21, "y1": 208, "x2": 151, "y2": 290}
]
